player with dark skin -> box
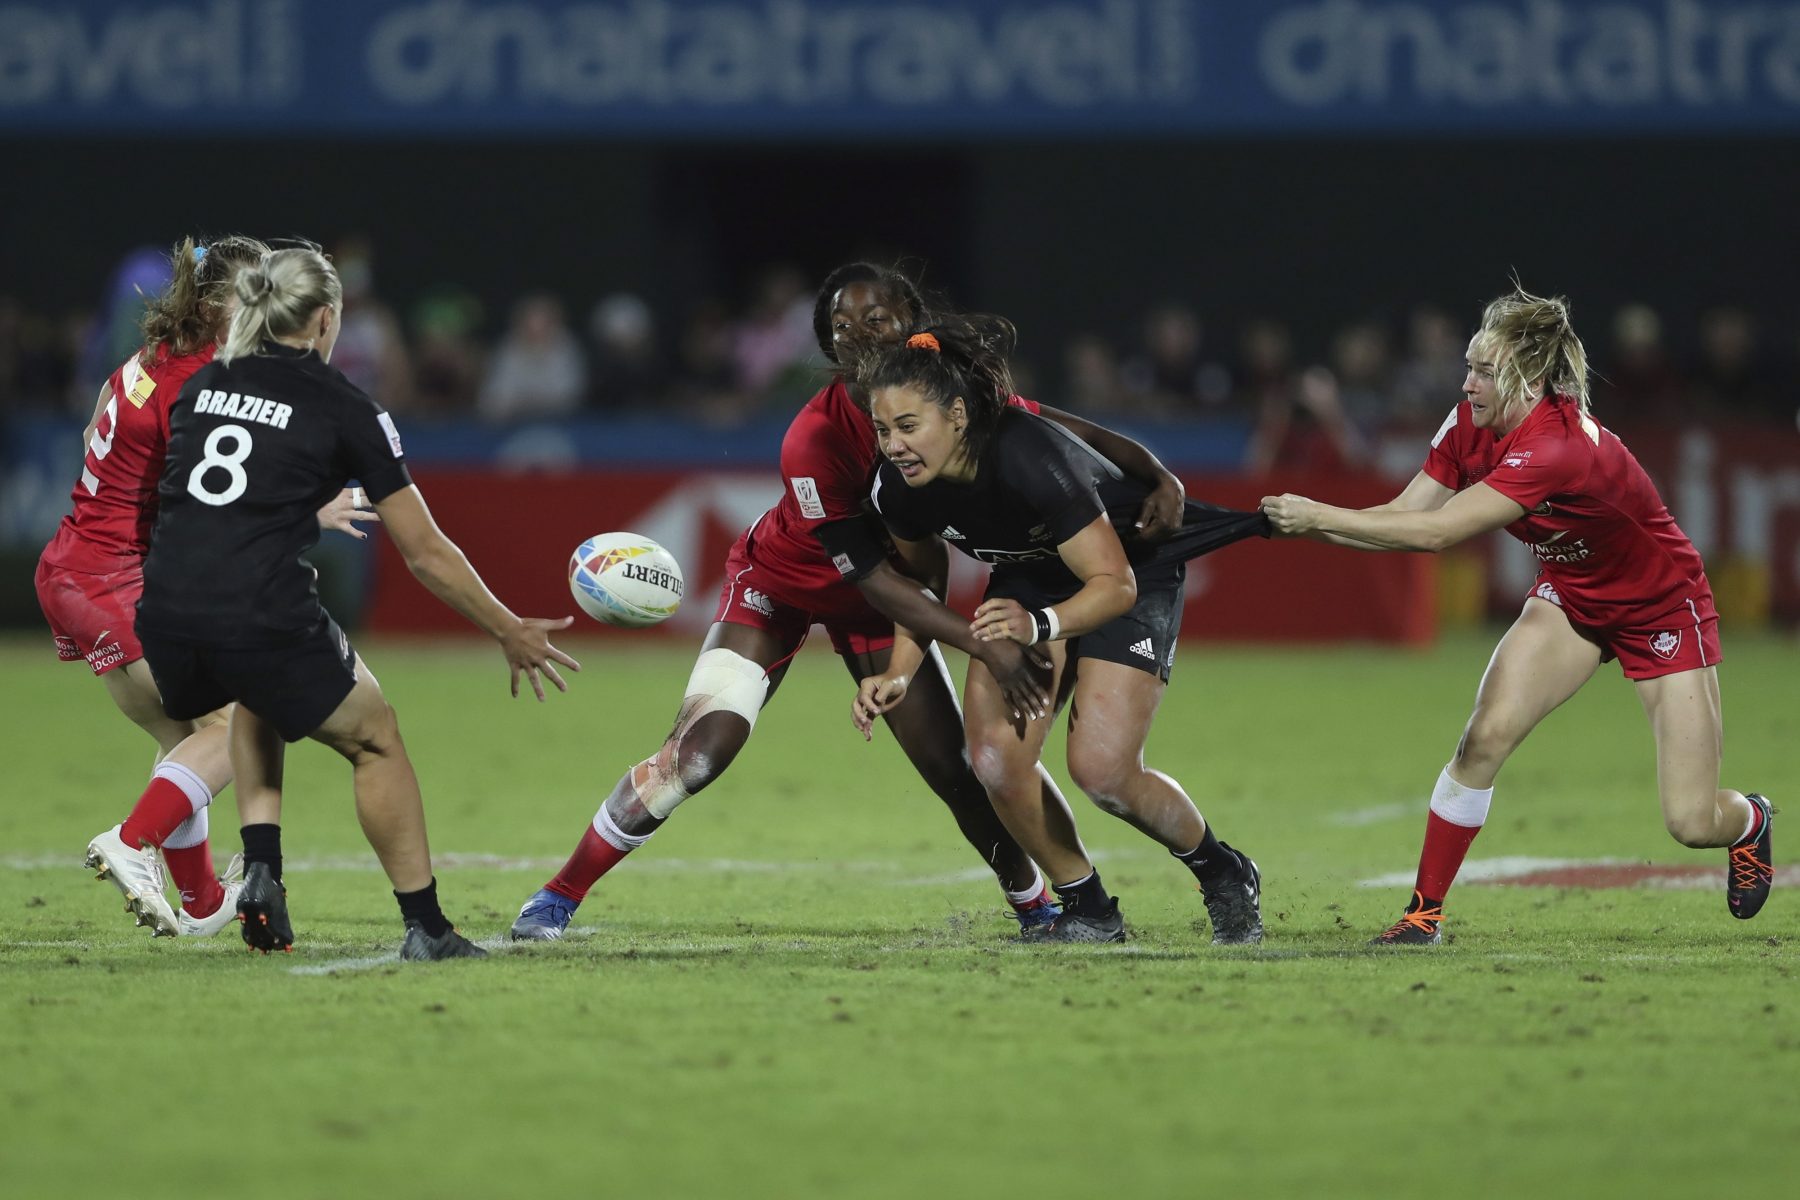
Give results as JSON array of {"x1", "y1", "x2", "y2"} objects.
[{"x1": 511, "y1": 264, "x2": 1187, "y2": 937}]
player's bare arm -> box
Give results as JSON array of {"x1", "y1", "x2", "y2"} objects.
[
  {"x1": 376, "y1": 485, "x2": 580, "y2": 700},
  {"x1": 1266, "y1": 470, "x2": 1457, "y2": 550},
  {"x1": 971, "y1": 514, "x2": 1137, "y2": 645},
  {"x1": 855, "y1": 537, "x2": 1051, "y2": 720},
  {"x1": 1036, "y1": 402, "x2": 1185, "y2": 539},
  {"x1": 1262, "y1": 480, "x2": 1523, "y2": 553}
]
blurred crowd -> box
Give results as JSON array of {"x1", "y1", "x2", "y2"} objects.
[{"x1": 4, "y1": 242, "x2": 1797, "y2": 473}]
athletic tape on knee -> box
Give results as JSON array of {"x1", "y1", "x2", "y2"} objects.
[
  {"x1": 161, "y1": 806, "x2": 210, "y2": 851},
  {"x1": 153, "y1": 760, "x2": 213, "y2": 815},
  {"x1": 1430, "y1": 765, "x2": 1494, "y2": 828},
  {"x1": 632, "y1": 649, "x2": 770, "y2": 820}
]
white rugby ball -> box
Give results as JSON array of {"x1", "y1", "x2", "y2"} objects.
[{"x1": 568, "y1": 532, "x2": 684, "y2": 628}]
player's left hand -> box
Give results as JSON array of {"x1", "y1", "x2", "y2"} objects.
[
  {"x1": 852, "y1": 673, "x2": 910, "y2": 741},
  {"x1": 1133, "y1": 471, "x2": 1185, "y2": 541},
  {"x1": 971, "y1": 597, "x2": 1034, "y2": 644},
  {"x1": 501, "y1": 615, "x2": 582, "y2": 701},
  {"x1": 1260, "y1": 494, "x2": 1321, "y2": 536},
  {"x1": 318, "y1": 487, "x2": 381, "y2": 539}
]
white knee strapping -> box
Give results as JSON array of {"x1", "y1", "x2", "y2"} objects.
[
  {"x1": 634, "y1": 649, "x2": 770, "y2": 820},
  {"x1": 1430, "y1": 765, "x2": 1494, "y2": 828},
  {"x1": 162, "y1": 807, "x2": 210, "y2": 851},
  {"x1": 153, "y1": 760, "x2": 213, "y2": 814}
]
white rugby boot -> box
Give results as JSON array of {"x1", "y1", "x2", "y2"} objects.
[
  {"x1": 176, "y1": 854, "x2": 245, "y2": 937},
  {"x1": 84, "y1": 825, "x2": 179, "y2": 938}
]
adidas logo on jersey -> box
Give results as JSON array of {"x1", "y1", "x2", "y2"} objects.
[
  {"x1": 741, "y1": 588, "x2": 776, "y2": 617},
  {"x1": 1128, "y1": 638, "x2": 1156, "y2": 660},
  {"x1": 941, "y1": 526, "x2": 965, "y2": 540}
]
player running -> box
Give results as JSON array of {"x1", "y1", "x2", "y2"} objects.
[
  {"x1": 1261, "y1": 286, "x2": 1774, "y2": 944},
  {"x1": 849, "y1": 321, "x2": 1270, "y2": 944},
  {"x1": 136, "y1": 244, "x2": 578, "y2": 960},
  {"x1": 511, "y1": 263, "x2": 1190, "y2": 940},
  {"x1": 36, "y1": 235, "x2": 375, "y2": 939}
]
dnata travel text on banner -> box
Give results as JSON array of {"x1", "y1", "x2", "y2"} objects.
[{"x1": 7, "y1": 0, "x2": 1800, "y2": 135}]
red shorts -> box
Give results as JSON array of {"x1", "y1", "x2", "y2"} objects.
[
  {"x1": 711, "y1": 532, "x2": 895, "y2": 661},
  {"x1": 34, "y1": 552, "x2": 144, "y2": 676},
  {"x1": 1527, "y1": 576, "x2": 1722, "y2": 681}
]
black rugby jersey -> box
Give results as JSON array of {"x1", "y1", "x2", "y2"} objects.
[
  {"x1": 864, "y1": 407, "x2": 1268, "y2": 605},
  {"x1": 138, "y1": 342, "x2": 411, "y2": 645}
]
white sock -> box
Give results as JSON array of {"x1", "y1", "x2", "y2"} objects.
[
  {"x1": 1739, "y1": 797, "x2": 1763, "y2": 845},
  {"x1": 1004, "y1": 871, "x2": 1048, "y2": 906},
  {"x1": 153, "y1": 759, "x2": 213, "y2": 814},
  {"x1": 1430, "y1": 765, "x2": 1494, "y2": 828},
  {"x1": 594, "y1": 805, "x2": 653, "y2": 852},
  {"x1": 162, "y1": 807, "x2": 210, "y2": 851}
]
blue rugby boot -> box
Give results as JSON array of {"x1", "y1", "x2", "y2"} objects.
[
  {"x1": 1007, "y1": 888, "x2": 1062, "y2": 934},
  {"x1": 510, "y1": 888, "x2": 579, "y2": 941}
]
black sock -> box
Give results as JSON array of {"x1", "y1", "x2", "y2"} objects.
[
  {"x1": 1053, "y1": 870, "x2": 1112, "y2": 916},
  {"x1": 395, "y1": 877, "x2": 452, "y2": 938},
  {"x1": 1173, "y1": 824, "x2": 1237, "y2": 884},
  {"x1": 240, "y1": 823, "x2": 283, "y2": 883}
]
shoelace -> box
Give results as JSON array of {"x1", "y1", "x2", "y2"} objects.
[
  {"x1": 1379, "y1": 903, "x2": 1442, "y2": 940},
  {"x1": 1729, "y1": 843, "x2": 1772, "y2": 891}
]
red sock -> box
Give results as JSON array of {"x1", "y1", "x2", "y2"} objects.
[
  {"x1": 162, "y1": 841, "x2": 224, "y2": 917},
  {"x1": 119, "y1": 778, "x2": 196, "y2": 850},
  {"x1": 544, "y1": 824, "x2": 632, "y2": 902},
  {"x1": 1414, "y1": 810, "x2": 1483, "y2": 902}
]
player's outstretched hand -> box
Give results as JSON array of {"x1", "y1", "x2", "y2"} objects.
[
  {"x1": 318, "y1": 487, "x2": 381, "y2": 539},
  {"x1": 1260, "y1": 493, "x2": 1320, "y2": 537},
  {"x1": 976, "y1": 638, "x2": 1052, "y2": 723},
  {"x1": 500, "y1": 616, "x2": 582, "y2": 701},
  {"x1": 1133, "y1": 470, "x2": 1186, "y2": 541},
  {"x1": 852, "y1": 673, "x2": 911, "y2": 741}
]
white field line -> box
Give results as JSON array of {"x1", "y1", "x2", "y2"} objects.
[
  {"x1": 1359, "y1": 856, "x2": 1631, "y2": 888},
  {"x1": 1361, "y1": 856, "x2": 1800, "y2": 890},
  {"x1": 9, "y1": 849, "x2": 1162, "y2": 885},
  {"x1": 1327, "y1": 801, "x2": 1427, "y2": 828}
]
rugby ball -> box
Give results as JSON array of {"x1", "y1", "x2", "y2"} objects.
[{"x1": 568, "y1": 533, "x2": 684, "y2": 628}]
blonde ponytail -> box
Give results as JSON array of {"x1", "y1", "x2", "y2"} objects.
[
  {"x1": 219, "y1": 247, "x2": 342, "y2": 364},
  {"x1": 1478, "y1": 286, "x2": 1591, "y2": 414}
]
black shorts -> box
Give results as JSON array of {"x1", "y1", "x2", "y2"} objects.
[
  {"x1": 137, "y1": 615, "x2": 359, "y2": 743},
  {"x1": 990, "y1": 562, "x2": 1185, "y2": 684}
]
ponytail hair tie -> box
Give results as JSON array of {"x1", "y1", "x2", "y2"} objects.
[{"x1": 906, "y1": 332, "x2": 941, "y2": 353}]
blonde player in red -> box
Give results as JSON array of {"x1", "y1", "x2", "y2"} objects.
[
  {"x1": 1261, "y1": 286, "x2": 1773, "y2": 944},
  {"x1": 35, "y1": 236, "x2": 374, "y2": 938}
]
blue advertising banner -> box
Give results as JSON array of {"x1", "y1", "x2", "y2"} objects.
[{"x1": 4, "y1": 0, "x2": 1800, "y2": 135}]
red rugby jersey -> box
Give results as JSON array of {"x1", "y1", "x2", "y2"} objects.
[
  {"x1": 41, "y1": 345, "x2": 216, "y2": 571},
  {"x1": 1422, "y1": 395, "x2": 1708, "y2": 629},
  {"x1": 745, "y1": 377, "x2": 1039, "y2": 610}
]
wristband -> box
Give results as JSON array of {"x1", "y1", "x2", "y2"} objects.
[{"x1": 1031, "y1": 608, "x2": 1057, "y2": 644}]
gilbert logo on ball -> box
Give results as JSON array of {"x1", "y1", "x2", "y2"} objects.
[{"x1": 568, "y1": 533, "x2": 684, "y2": 627}]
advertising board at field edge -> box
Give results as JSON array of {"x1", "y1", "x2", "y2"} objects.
[{"x1": 7, "y1": 0, "x2": 1800, "y2": 135}]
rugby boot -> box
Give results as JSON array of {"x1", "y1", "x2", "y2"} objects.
[
  {"x1": 401, "y1": 922, "x2": 488, "y2": 961},
  {"x1": 236, "y1": 861, "x2": 295, "y2": 953},
  {"x1": 1006, "y1": 887, "x2": 1062, "y2": 934},
  {"x1": 1728, "y1": 793, "x2": 1775, "y2": 920},
  {"x1": 1021, "y1": 896, "x2": 1126, "y2": 943},
  {"x1": 177, "y1": 854, "x2": 245, "y2": 938},
  {"x1": 1201, "y1": 843, "x2": 1264, "y2": 945},
  {"x1": 85, "y1": 825, "x2": 179, "y2": 938},
  {"x1": 509, "y1": 888, "x2": 578, "y2": 940},
  {"x1": 1370, "y1": 890, "x2": 1443, "y2": 946}
]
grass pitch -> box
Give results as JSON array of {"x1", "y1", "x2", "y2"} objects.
[{"x1": 2, "y1": 632, "x2": 1796, "y2": 1199}]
